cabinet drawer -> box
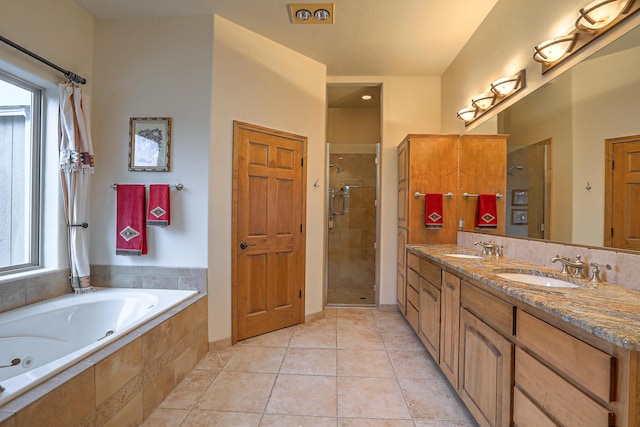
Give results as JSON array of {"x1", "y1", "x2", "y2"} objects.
[
  {"x1": 515, "y1": 347, "x2": 612, "y2": 427},
  {"x1": 461, "y1": 281, "x2": 513, "y2": 337},
  {"x1": 407, "y1": 267, "x2": 419, "y2": 292},
  {"x1": 406, "y1": 302, "x2": 419, "y2": 332},
  {"x1": 513, "y1": 386, "x2": 557, "y2": 427},
  {"x1": 407, "y1": 251, "x2": 420, "y2": 273},
  {"x1": 419, "y1": 259, "x2": 441, "y2": 289},
  {"x1": 407, "y1": 283, "x2": 419, "y2": 310},
  {"x1": 517, "y1": 310, "x2": 614, "y2": 403}
]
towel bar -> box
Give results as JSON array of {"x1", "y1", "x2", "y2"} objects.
[
  {"x1": 463, "y1": 192, "x2": 503, "y2": 199},
  {"x1": 414, "y1": 192, "x2": 454, "y2": 199},
  {"x1": 110, "y1": 183, "x2": 184, "y2": 191}
]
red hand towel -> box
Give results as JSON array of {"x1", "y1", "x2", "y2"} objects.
[
  {"x1": 116, "y1": 185, "x2": 147, "y2": 255},
  {"x1": 425, "y1": 193, "x2": 444, "y2": 228},
  {"x1": 475, "y1": 194, "x2": 498, "y2": 228},
  {"x1": 148, "y1": 184, "x2": 170, "y2": 227}
]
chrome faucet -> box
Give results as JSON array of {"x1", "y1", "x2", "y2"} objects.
[
  {"x1": 550, "y1": 255, "x2": 587, "y2": 278},
  {"x1": 474, "y1": 241, "x2": 496, "y2": 255}
]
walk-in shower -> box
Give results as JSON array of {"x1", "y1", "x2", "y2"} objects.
[{"x1": 326, "y1": 144, "x2": 379, "y2": 306}]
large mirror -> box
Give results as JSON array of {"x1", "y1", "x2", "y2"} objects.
[{"x1": 491, "y1": 22, "x2": 640, "y2": 252}]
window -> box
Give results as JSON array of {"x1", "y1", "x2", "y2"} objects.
[{"x1": 0, "y1": 71, "x2": 42, "y2": 274}]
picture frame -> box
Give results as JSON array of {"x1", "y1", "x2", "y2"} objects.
[
  {"x1": 129, "y1": 117, "x2": 172, "y2": 172},
  {"x1": 511, "y1": 209, "x2": 528, "y2": 225},
  {"x1": 512, "y1": 189, "x2": 528, "y2": 206}
]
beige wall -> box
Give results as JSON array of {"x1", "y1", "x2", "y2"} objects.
[
  {"x1": 209, "y1": 16, "x2": 327, "y2": 343},
  {"x1": 328, "y1": 108, "x2": 380, "y2": 144},
  {"x1": 91, "y1": 16, "x2": 213, "y2": 268}
]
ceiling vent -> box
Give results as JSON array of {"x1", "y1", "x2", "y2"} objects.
[{"x1": 288, "y1": 3, "x2": 335, "y2": 24}]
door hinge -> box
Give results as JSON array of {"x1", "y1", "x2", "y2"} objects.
[
  {"x1": 299, "y1": 290, "x2": 302, "y2": 298},
  {"x1": 301, "y1": 158, "x2": 304, "y2": 167},
  {"x1": 611, "y1": 227, "x2": 614, "y2": 237},
  {"x1": 612, "y1": 160, "x2": 614, "y2": 169},
  {"x1": 374, "y1": 157, "x2": 378, "y2": 164},
  {"x1": 300, "y1": 224, "x2": 303, "y2": 233}
]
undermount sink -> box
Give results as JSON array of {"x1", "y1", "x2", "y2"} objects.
[
  {"x1": 443, "y1": 253, "x2": 483, "y2": 259},
  {"x1": 495, "y1": 272, "x2": 580, "y2": 288}
]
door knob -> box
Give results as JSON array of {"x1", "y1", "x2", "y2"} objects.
[{"x1": 240, "y1": 242, "x2": 256, "y2": 249}]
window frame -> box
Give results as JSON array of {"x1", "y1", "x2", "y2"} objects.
[{"x1": 0, "y1": 69, "x2": 43, "y2": 275}]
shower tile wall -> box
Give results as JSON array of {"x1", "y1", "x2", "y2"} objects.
[{"x1": 328, "y1": 153, "x2": 376, "y2": 305}]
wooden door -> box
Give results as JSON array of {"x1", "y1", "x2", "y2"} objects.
[
  {"x1": 440, "y1": 271, "x2": 460, "y2": 388},
  {"x1": 232, "y1": 121, "x2": 306, "y2": 343},
  {"x1": 605, "y1": 136, "x2": 640, "y2": 250}
]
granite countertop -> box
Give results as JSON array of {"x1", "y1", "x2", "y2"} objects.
[{"x1": 407, "y1": 243, "x2": 640, "y2": 351}]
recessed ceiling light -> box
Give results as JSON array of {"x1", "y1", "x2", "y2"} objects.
[{"x1": 361, "y1": 95, "x2": 372, "y2": 100}]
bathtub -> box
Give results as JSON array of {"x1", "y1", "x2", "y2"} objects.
[{"x1": 0, "y1": 287, "x2": 198, "y2": 406}]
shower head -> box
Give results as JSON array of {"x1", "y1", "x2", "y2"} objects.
[
  {"x1": 507, "y1": 165, "x2": 524, "y2": 175},
  {"x1": 329, "y1": 163, "x2": 343, "y2": 173}
]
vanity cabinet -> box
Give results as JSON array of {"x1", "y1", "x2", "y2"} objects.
[
  {"x1": 418, "y1": 258, "x2": 441, "y2": 362},
  {"x1": 439, "y1": 271, "x2": 460, "y2": 388},
  {"x1": 397, "y1": 134, "x2": 458, "y2": 245},
  {"x1": 396, "y1": 134, "x2": 506, "y2": 316},
  {"x1": 397, "y1": 228, "x2": 407, "y2": 315},
  {"x1": 514, "y1": 310, "x2": 615, "y2": 426},
  {"x1": 405, "y1": 252, "x2": 420, "y2": 332},
  {"x1": 459, "y1": 281, "x2": 514, "y2": 427},
  {"x1": 405, "y1": 248, "x2": 640, "y2": 427}
]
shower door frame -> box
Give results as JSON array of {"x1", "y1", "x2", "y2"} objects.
[{"x1": 324, "y1": 143, "x2": 380, "y2": 307}]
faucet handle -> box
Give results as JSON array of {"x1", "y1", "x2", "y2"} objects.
[{"x1": 589, "y1": 262, "x2": 612, "y2": 283}]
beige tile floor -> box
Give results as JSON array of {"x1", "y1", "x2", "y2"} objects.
[{"x1": 144, "y1": 308, "x2": 477, "y2": 427}]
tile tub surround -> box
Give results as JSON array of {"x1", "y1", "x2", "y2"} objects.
[
  {"x1": 0, "y1": 293, "x2": 208, "y2": 427},
  {"x1": 143, "y1": 308, "x2": 477, "y2": 426},
  {"x1": 0, "y1": 266, "x2": 207, "y2": 315},
  {"x1": 408, "y1": 243, "x2": 640, "y2": 351}
]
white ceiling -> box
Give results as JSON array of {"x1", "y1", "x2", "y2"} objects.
[{"x1": 73, "y1": 0, "x2": 499, "y2": 76}]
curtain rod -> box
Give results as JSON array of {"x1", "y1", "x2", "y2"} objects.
[{"x1": 0, "y1": 34, "x2": 86, "y2": 85}]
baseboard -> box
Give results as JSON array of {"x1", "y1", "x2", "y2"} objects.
[
  {"x1": 208, "y1": 337, "x2": 232, "y2": 351},
  {"x1": 378, "y1": 304, "x2": 399, "y2": 312},
  {"x1": 305, "y1": 310, "x2": 324, "y2": 323}
]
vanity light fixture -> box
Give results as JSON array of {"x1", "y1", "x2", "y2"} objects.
[
  {"x1": 533, "y1": 34, "x2": 578, "y2": 64},
  {"x1": 456, "y1": 69, "x2": 526, "y2": 126},
  {"x1": 576, "y1": 0, "x2": 635, "y2": 32},
  {"x1": 456, "y1": 107, "x2": 479, "y2": 122},
  {"x1": 490, "y1": 71, "x2": 525, "y2": 96},
  {"x1": 289, "y1": 3, "x2": 335, "y2": 24},
  {"x1": 535, "y1": 0, "x2": 640, "y2": 73},
  {"x1": 471, "y1": 92, "x2": 497, "y2": 110}
]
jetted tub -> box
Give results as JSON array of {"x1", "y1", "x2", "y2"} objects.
[{"x1": 0, "y1": 287, "x2": 198, "y2": 406}]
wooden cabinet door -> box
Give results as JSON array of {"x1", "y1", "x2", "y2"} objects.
[
  {"x1": 459, "y1": 308, "x2": 513, "y2": 427},
  {"x1": 419, "y1": 278, "x2": 441, "y2": 362},
  {"x1": 440, "y1": 271, "x2": 461, "y2": 388},
  {"x1": 398, "y1": 140, "x2": 408, "y2": 228},
  {"x1": 396, "y1": 228, "x2": 407, "y2": 315}
]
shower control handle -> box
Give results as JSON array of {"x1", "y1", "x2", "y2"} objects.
[{"x1": 239, "y1": 242, "x2": 256, "y2": 249}]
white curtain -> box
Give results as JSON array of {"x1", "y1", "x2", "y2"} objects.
[{"x1": 59, "y1": 83, "x2": 94, "y2": 292}]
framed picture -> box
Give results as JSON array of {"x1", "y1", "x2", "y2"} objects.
[
  {"x1": 129, "y1": 117, "x2": 172, "y2": 171},
  {"x1": 511, "y1": 209, "x2": 528, "y2": 225},
  {"x1": 512, "y1": 189, "x2": 528, "y2": 206}
]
